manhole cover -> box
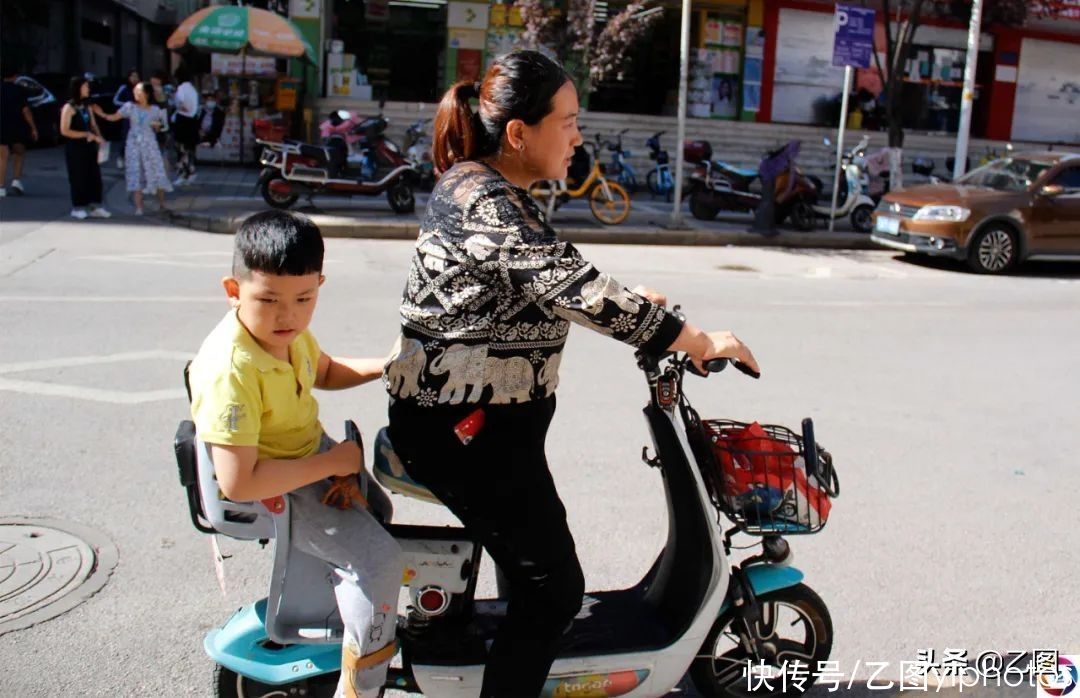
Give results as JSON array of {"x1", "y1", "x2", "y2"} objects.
[{"x1": 0, "y1": 517, "x2": 118, "y2": 636}]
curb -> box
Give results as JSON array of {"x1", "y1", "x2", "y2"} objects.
[{"x1": 160, "y1": 207, "x2": 880, "y2": 251}]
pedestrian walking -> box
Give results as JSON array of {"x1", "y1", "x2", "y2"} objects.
[
  {"x1": 0, "y1": 66, "x2": 39, "y2": 197},
  {"x1": 172, "y1": 65, "x2": 199, "y2": 185},
  {"x1": 97, "y1": 81, "x2": 172, "y2": 215},
  {"x1": 59, "y1": 76, "x2": 110, "y2": 219},
  {"x1": 112, "y1": 68, "x2": 140, "y2": 170}
]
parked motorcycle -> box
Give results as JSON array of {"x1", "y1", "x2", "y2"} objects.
[
  {"x1": 808, "y1": 136, "x2": 878, "y2": 233},
  {"x1": 255, "y1": 111, "x2": 417, "y2": 213},
  {"x1": 404, "y1": 118, "x2": 436, "y2": 192},
  {"x1": 687, "y1": 140, "x2": 818, "y2": 231}
]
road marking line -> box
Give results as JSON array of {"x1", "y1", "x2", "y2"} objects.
[
  {"x1": 0, "y1": 350, "x2": 194, "y2": 404},
  {"x1": 0, "y1": 350, "x2": 193, "y2": 375},
  {"x1": 0, "y1": 378, "x2": 186, "y2": 404},
  {"x1": 0, "y1": 295, "x2": 220, "y2": 303},
  {"x1": 769, "y1": 300, "x2": 961, "y2": 307}
]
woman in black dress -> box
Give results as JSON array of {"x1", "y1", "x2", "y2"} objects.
[{"x1": 59, "y1": 76, "x2": 110, "y2": 219}]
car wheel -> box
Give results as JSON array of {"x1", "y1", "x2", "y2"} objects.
[{"x1": 966, "y1": 224, "x2": 1018, "y2": 274}]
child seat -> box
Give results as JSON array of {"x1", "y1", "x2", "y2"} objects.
[{"x1": 175, "y1": 422, "x2": 345, "y2": 643}]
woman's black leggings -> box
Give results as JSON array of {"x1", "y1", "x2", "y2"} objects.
[
  {"x1": 64, "y1": 141, "x2": 102, "y2": 208},
  {"x1": 388, "y1": 396, "x2": 585, "y2": 697}
]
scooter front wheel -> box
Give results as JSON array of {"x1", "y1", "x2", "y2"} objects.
[
  {"x1": 214, "y1": 663, "x2": 338, "y2": 698},
  {"x1": 689, "y1": 582, "x2": 832, "y2": 698},
  {"x1": 258, "y1": 171, "x2": 299, "y2": 210},
  {"x1": 850, "y1": 203, "x2": 875, "y2": 234}
]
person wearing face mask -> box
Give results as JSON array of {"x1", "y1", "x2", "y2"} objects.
[
  {"x1": 198, "y1": 91, "x2": 226, "y2": 148},
  {"x1": 383, "y1": 50, "x2": 760, "y2": 698}
]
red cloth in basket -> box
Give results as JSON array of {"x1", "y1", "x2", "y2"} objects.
[{"x1": 713, "y1": 422, "x2": 832, "y2": 528}]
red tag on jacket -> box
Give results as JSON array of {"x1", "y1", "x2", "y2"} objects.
[{"x1": 454, "y1": 408, "x2": 486, "y2": 445}]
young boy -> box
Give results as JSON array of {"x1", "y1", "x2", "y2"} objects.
[{"x1": 188, "y1": 210, "x2": 401, "y2": 698}]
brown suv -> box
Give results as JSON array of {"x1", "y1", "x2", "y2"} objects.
[{"x1": 871, "y1": 152, "x2": 1080, "y2": 273}]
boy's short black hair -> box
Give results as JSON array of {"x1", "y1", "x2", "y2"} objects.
[{"x1": 232, "y1": 211, "x2": 324, "y2": 278}]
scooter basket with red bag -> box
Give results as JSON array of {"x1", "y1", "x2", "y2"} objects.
[{"x1": 700, "y1": 418, "x2": 839, "y2": 534}]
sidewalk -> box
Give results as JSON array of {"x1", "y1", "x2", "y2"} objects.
[{"x1": 106, "y1": 165, "x2": 878, "y2": 250}]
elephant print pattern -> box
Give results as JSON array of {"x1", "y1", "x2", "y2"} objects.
[{"x1": 384, "y1": 160, "x2": 685, "y2": 407}]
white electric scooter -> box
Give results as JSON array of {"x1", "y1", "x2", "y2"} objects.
[
  {"x1": 174, "y1": 310, "x2": 839, "y2": 698},
  {"x1": 811, "y1": 136, "x2": 878, "y2": 233}
]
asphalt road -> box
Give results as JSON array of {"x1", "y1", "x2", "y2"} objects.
[{"x1": 1, "y1": 183, "x2": 1078, "y2": 696}]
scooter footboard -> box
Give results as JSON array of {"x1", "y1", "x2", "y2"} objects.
[{"x1": 205, "y1": 599, "x2": 342, "y2": 685}]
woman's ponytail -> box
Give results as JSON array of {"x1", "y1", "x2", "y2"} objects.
[{"x1": 432, "y1": 81, "x2": 487, "y2": 174}]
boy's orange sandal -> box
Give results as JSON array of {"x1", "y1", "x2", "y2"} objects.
[{"x1": 321, "y1": 475, "x2": 370, "y2": 511}]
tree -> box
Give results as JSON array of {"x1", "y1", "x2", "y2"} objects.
[
  {"x1": 870, "y1": 0, "x2": 1062, "y2": 149},
  {"x1": 513, "y1": 0, "x2": 662, "y2": 96}
]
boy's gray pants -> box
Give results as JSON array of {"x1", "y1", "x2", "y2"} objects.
[{"x1": 288, "y1": 435, "x2": 401, "y2": 698}]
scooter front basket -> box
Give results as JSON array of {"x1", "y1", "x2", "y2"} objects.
[{"x1": 698, "y1": 419, "x2": 839, "y2": 535}]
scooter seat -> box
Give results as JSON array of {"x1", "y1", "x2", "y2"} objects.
[
  {"x1": 716, "y1": 162, "x2": 759, "y2": 180},
  {"x1": 300, "y1": 143, "x2": 328, "y2": 162},
  {"x1": 373, "y1": 428, "x2": 441, "y2": 504}
]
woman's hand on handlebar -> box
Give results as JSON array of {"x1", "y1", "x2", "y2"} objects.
[
  {"x1": 668, "y1": 324, "x2": 760, "y2": 376},
  {"x1": 631, "y1": 285, "x2": 667, "y2": 307}
]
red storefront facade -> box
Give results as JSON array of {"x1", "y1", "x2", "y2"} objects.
[{"x1": 754, "y1": 0, "x2": 1080, "y2": 144}]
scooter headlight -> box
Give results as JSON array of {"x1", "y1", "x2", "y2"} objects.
[{"x1": 912, "y1": 205, "x2": 970, "y2": 222}]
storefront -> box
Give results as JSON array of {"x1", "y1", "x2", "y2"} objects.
[
  {"x1": 756, "y1": 0, "x2": 1080, "y2": 144},
  {"x1": 325, "y1": 0, "x2": 447, "y2": 102}
]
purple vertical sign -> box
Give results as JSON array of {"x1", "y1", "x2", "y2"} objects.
[{"x1": 832, "y1": 5, "x2": 876, "y2": 69}]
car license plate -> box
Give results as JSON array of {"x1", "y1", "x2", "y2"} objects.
[{"x1": 875, "y1": 216, "x2": 900, "y2": 235}]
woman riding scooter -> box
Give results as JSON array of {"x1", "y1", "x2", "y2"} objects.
[{"x1": 384, "y1": 49, "x2": 760, "y2": 698}]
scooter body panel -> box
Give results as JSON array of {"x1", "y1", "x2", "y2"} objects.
[{"x1": 205, "y1": 599, "x2": 342, "y2": 685}]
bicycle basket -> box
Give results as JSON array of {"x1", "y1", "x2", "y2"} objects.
[{"x1": 699, "y1": 419, "x2": 839, "y2": 535}]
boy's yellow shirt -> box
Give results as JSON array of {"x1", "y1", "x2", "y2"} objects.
[{"x1": 189, "y1": 310, "x2": 323, "y2": 460}]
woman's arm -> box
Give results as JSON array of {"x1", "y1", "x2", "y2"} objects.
[
  {"x1": 59, "y1": 104, "x2": 97, "y2": 142},
  {"x1": 463, "y1": 184, "x2": 759, "y2": 372},
  {"x1": 465, "y1": 184, "x2": 683, "y2": 356},
  {"x1": 91, "y1": 103, "x2": 123, "y2": 122}
]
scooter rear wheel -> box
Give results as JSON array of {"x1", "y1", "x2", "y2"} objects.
[
  {"x1": 258, "y1": 171, "x2": 299, "y2": 210},
  {"x1": 387, "y1": 181, "x2": 416, "y2": 214},
  {"x1": 690, "y1": 193, "x2": 719, "y2": 221},
  {"x1": 689, "y1": 582, "x2": 833, "y2": 698},
  {"x1": 789, "y1": 200, "x2": 816, "y2": 232},
  {"x1": 214, "y1": 663, "x2": 338, "y2": 697}
]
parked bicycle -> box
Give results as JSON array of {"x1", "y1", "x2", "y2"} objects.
[
  {"x1": 605, "y1": 128, "x2": 638, "y2": 195},
  {"x1": 530, "y1": 132, "x2": 632, "y2": 225},
  {"x1": 645, "y1": 131, "x2": 675, "y2": 201}
]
